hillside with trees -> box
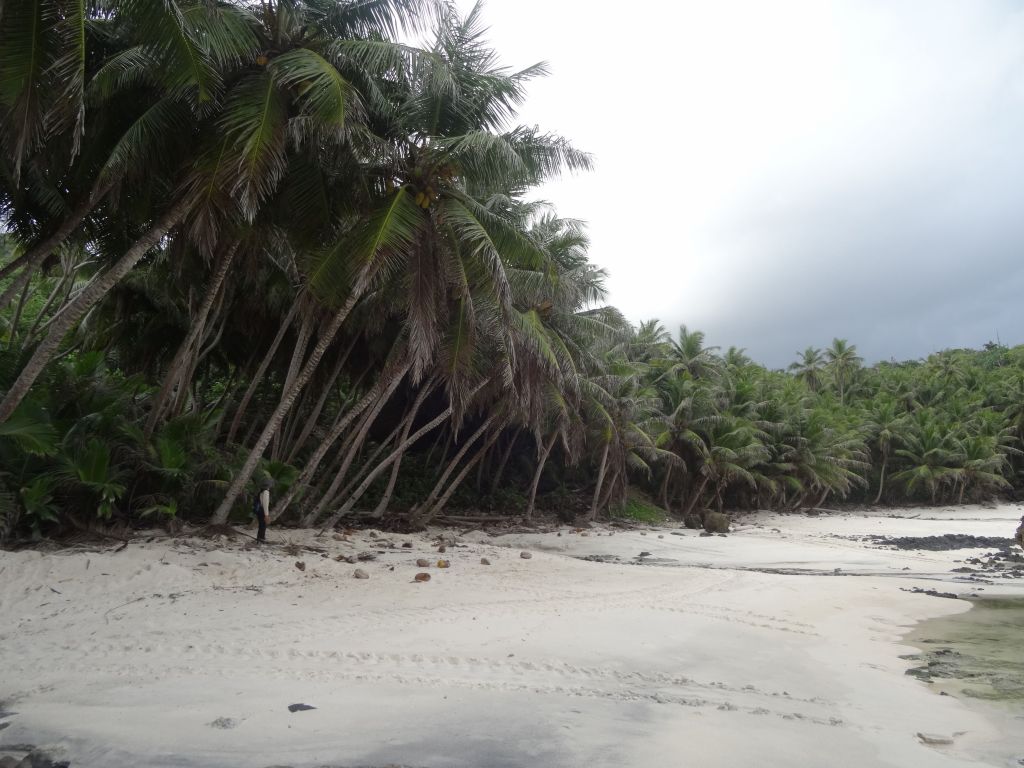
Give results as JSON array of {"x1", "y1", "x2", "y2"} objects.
[{"x1": 2, "y1": 0, "x2": 1023, "y2": 543}]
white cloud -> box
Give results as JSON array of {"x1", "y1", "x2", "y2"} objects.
[{"x1": 451, "y1": 0, "x2": 1024, "y2": 364}]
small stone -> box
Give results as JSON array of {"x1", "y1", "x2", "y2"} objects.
[
  {"x1": 353, "y1": 569, "x2": 369, "y2": 579},
  {"x1": 438, "y1": 544, "x2": 447, "y2": 553},
  {"x1": 916, "y1": 732, "x2": 953, "y2": 746},
  {"x1": 207, "y1": 717, "x2": 237, "y2": 729},
  {"x1": 288, "y1": 703, "x2": 316, "y2": 712},
  {"x1": 640, "y1": 532, "x2": 647, "y2": 536},
  {"x1": 657, "y1": 535, "x2": 664, "y2": 539},
  {"x1": 294, "y1": 561, "x2": 306, "y2": 571},
  {"x1": 402, "y1": 542, "x2": 413, "y2": 548},
  {"x1": 580, "y1": 532, "x2": 590, "y2": 537},
  {"x1": 437, "y1": 560, "x2": 450, "y2": 569},
  {"x1": 520, "y1": 551, "x2": 532, "y2": 559},
  {"x1": 416, "y1": 558, "x2": 431, "y2": 567},
  {"x1": 557, "y1": 532, "x2": 562, "y2": 537},
  {"x1": 414, "y1": 573, "x2": 431, "y2": 582},
  {"x1": 480, "y1": 558, "x2": 491, "y2": 565}
]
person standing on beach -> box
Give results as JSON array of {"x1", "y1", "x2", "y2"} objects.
[{"x1": 254, "y1": 479, "x2": 272, "y2": 543}]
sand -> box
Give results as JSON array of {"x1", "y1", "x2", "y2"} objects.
[{"x1": 2, "y1": 504, "x2": 1023, "y2": 767}]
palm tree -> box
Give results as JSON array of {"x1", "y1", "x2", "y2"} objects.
[
  {"x1": 825, "y1": 338, "x2": 862, "y2": 405},
  {"x1": 789, "y1": 347, "x2": 824, "y2": 392}
]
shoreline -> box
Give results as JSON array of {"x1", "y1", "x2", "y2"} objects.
[{"x1": 3, "y1": 504, "x2": 1023, "y2": 767}]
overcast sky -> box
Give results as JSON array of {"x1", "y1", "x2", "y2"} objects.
[{"x1": 450, "y1": 0, "x2": 1024, "y2": 367}]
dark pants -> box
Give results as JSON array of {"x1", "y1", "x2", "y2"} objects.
[{"x1": 256, "y1": 509, "x2": 267, "y2": 542}]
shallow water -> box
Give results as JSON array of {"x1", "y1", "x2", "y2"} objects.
[{"x1": 906, "y1": 597, "x2": 1024, "y2": 704}]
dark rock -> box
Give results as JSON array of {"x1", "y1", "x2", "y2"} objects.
[
  {"x1": 520, "y1": 551, "x2": 532, "y2": 559},
  {"x1": 703, "y1": 512, "x2": 730, "y2": 534},
  {"x1": 15, "y1": 749, "x2": 69, "y2": 768},
  {"x1": 683, "y1": 514, "x2": 702, "y2": 529},
  {"x1": 916, "y1": 732, "x2": 953, "y2": 746},
  {"x1": 480, "y1": 558, "x2": 491, "y2": 565},
  {"x1": 903, "y1": 587, "x2": 959, "y2": 600},
  {"x1": 414, "y1": 573, "x2": 431, "y2": 582},
  {"x1": 356, "y1": 552, "x2": 377, "y2": 562},
  {"x1": 638, "y1": 551, "x2": 652, "y2": 557},
  {"x1": 287, "y1": 703, "x2": 315, "y2": 712},
  {"x1": 402, "y1": 542, "x2": 413, "y2": 548},
  {"x1": 294, "y1": 561, "x2": 306, "y2": 571},
  {"x1": 670, "y1": 531, "x2": 685, "y2": 536},
  {"x1": 868, "y1": 534, "x2": 1014, "y2": 551},
  {"x1": 415, "y1": 558, "x2": 431, "y2": 567}
]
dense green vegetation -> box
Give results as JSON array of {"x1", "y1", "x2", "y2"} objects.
[{"x1": 1, "y1": 0, "x2": 1022, "y2": 542}]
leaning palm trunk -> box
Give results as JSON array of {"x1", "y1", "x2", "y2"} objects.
[
  {"x1": 21, "y1": 268, "x2": 73, "y2": 347},
  {"x1": 285, "y1": 336, "x2": 357, "y2": 463},
  {"x1": 210, "y1": 293, "x2": 361, "y2": 524},
  {"x1": 145, "y1": 244, "x2": 238, "y2": 437},
  {"x1": 873, "y1": 455, "x2": 887, "y2": 505},
  {"x1": 414, "y1": 415, "x2": 497, "y2": 520},
  {"x1": 310, "y1": 405, "x2": 415, "y2": 523},
  {"x1": 272, "y1": 305, "x2": 316, "y2": 460},
  {"x1": 597, "y1": 468, "x2": 620, "y2": 516},
  {"x1": 0, "y1": 180, "x2": 112, "y2": 312},
  {"x1": 277, "y1": 363, "x2": 400, "y2": 518},
  {"x1": 0, "y1": 198, "x2": 191, "y2": 424},
  {"x1": 682, "y1": 474, "x2": 709, "y2": 518},
  {"x1": 225, "y1": 296, "x2": 302, "y2": 444},
  {"x1": 373, "y1": 380, "x2": 436, "y2": 517},
  {"x1": 417, "y1": 427, "x2": 503, "y2": 525},
  {"x1": 588, "y1": 442, "x2": 610, "y2": 520},
  {"x1": 489, "y1": 427, "x2": 520, "y2": 493},
  {"x1": 299, "y1": 363, "x2": 410, "y2": 526},
  {"x1": 525, "y1": 431, "x2": 558, "y2": 520},
  {"x1": 317, "y1": 400, "x2": 472, "y2": 532}
]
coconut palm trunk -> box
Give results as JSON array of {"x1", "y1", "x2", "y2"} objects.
[
  {"x1": 682, "y1": 474, "x2": 710, "y2": 518},
  {"x1": 418, "y1": 427, "x2": 503, "y2": 524},
  {"x1": 0, "y1": 180, "x2": 113, "y2": 312},
  {"x1": 0, "y1": 198, "x2": 191, "y2": 424},
  {"x1": 373, "y1": 380, "x2": 436, "y2": 517},
  {"x1": 210, "y1": 292, "x2": 361, "y2": 524},
  {"x1": 226, "y1": 296, "x2": 302, "y2": 444},
  {"x1": 285, "y1": 335, "x2": 357, "y2": 462},
  {"x1": 145, "y1": 244, "x2": 238, "y2": 437},
  {"x1": 525, "y1": 431, "x2": 557, "y2": 520},
  {"x1": 489, "y1": 427, "x2": 520, "y2": 493},
  {"x1": 873, "y1": 454, "x2": 888, "y2": 505},
  {"x1": 412, "y1": 415, "x2": 497, "y2": 522},
  {"x1": 588, "y1": 441, "x2": 610, "y2": 521},
  {"x1": 318, "y1": 397, "x2": 473, "y2": 532},
  {"x1": 299, "y1": 362, "x2": 410, "y2": 526},
  {"x1": 277, "y1": 361, "x2": 401, "y2": 518}
]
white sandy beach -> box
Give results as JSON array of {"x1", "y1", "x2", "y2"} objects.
[{"x1": 2, "y1": 505, "x2": 1023, "y2": 767}]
